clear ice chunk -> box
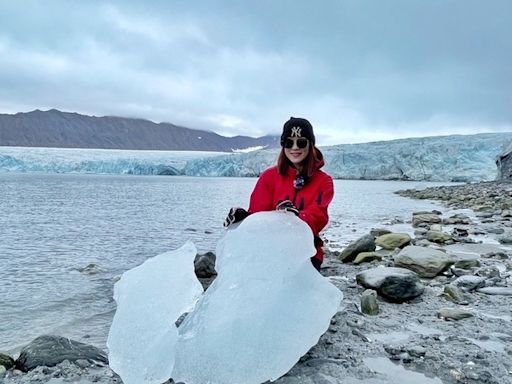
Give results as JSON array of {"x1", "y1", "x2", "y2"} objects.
[
  {"x1": 107, "y1": 241, "x2": 203, "y2": 384},
  {"x1": 108, "y1": 212, "x2": 343, "y2": 384},
  {"x1": 172, "y1": 212, "x2": 343, "y2": 384}
]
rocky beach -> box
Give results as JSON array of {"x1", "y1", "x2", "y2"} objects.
[{"x1": 1, "y1": 182, "x2": 512, "y2": 384}]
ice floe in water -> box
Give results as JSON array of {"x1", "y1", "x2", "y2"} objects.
[{"x1": 107, "y1": 212, "x2": 343, "y2": 384}]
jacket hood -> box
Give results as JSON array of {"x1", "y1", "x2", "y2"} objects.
[{"x1": 314, "y1": 147, "x2": 325, "y2": 170}]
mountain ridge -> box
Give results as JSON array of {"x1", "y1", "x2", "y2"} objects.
[{"x1": 0, "y1": 109, "x2": 279, "y2": 152}]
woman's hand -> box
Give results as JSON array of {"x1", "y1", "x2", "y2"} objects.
[
  {"x1": 276, "y1": 200, "x2": 299, "y2": 216},
  {"x1": 223, "y1": 207, "x2": 250, "y2": 227}
]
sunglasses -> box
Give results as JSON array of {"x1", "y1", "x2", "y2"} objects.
[{"x1": 284, "y1": 138, "x2": 309, "y2": 149}]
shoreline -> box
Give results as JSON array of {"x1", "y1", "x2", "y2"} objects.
[{"x1": 2, "y1": 181, "x2": 511, "y2": 383}]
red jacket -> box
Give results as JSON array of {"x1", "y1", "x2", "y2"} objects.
[{"x1": 248, "y1": 155, "x2": 334, "y2": 263}]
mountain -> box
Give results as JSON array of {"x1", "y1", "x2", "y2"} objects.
[{"x1": 0, "y1": 109, "x2": 279, "y2": 152}]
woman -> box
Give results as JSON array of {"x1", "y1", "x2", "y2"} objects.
[{"x1": 224, "y1": 117, "x2": 334, "y2": 270}]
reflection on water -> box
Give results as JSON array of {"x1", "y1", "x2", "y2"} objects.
[{"x1": 364, "y1": 357, "x2": 443, "y2": 384}]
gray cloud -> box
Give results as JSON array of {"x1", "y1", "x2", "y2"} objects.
[{"x1": 0, "y1": 0, "x2": 510, "y2": 144}]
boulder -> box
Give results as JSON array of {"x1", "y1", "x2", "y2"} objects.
[
  {"x1": 360, "y1": 289, "x2": 379, "y2": 315},
  {"x1": 375, "y1": 233, "x2": 411, "y2": 250},
  {"x1": 356, "y1": 267, "x2": 424, "y2": 302},
  {"x1": 354, "y1": 251, "x2": 383, "y2": 265},
  {"x1": 394, "y1": 246, "x2": 454, "y2": 278},
  {"x1": 443, "y1": 214, "x2": 471, "y2": 225},
  {"x1": 338, "y1": 234, "x2": 375, "y2": 263},
  {"x1": 451, "y1": 275, "x2": 487, "y2": 292},
  {"x1": 15, "y1": 335, "x2": 108, "y2": 372},
  {"x1": 454, "y1": 258, "x2": 480, "y2": 269},
  {"x1": 412, "y1": 213, "x2": 442, "y2": 227},
  {"x1": 426, "y1": 230, "x2": 452, "y2": 243}
]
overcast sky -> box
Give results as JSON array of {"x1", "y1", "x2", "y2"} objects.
[{"x1": 0, "y1": 1, "x2": 511, "y2": 145}]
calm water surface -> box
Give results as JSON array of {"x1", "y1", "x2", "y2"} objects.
[{"x1": 0, "y1": 173, "x2": 447, "y2": 353}]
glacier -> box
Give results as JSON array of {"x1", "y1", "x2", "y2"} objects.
[
  {"x1": 0, "y1": 146, "x2": 224, "y2": 175},
  {"x1": 2, "y1": 132, "x2": 512, "y2": 181},
  {"x1": 184, "y1": 132, "x2": 512, "y2": 181},
  {"x1": 107, "y1": 212, "x2": 343, "y2": 384}
]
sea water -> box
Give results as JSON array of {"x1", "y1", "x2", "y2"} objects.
[{"x1": 0, "y1": 173, "x2": 447, "y2": 353}]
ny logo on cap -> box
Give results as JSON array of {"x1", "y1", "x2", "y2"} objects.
[{"x1": 291, "y1": 127, "x2": 302, "y2": 137}]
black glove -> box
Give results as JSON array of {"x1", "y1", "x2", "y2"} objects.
[
  {"x1": 223, "y1": 207, "x2": 250, "y2": 228},
  {"x1": 276, "y1": 200, "x2": 299, "y2": 216}
]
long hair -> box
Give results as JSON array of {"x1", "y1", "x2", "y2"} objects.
[{"x1": 277, "y1": 145, "x2": 320, "y2": 178}]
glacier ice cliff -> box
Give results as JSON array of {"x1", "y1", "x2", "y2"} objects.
[
  {"x1": 184, "y1": 133, "x2": 512, "y2": 182},
  {"x1": 2, "y1": 132, "x2": 512, "y2": 181},
  {"x1": 107, "y1": 212, "x2": 343, "y2": 384},
  {"x1": 0, "y1": 147, "x2": 223, "y2": 175}
]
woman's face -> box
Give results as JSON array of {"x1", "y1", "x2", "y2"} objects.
[{"x1": 284, "y1": 137, "x2": 309, "y2": 167}]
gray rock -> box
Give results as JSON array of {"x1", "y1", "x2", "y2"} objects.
[
  {"x1": 15, "y1": 335, "x2": 108, "y2": 372},
  {"x1": 414, "y1": 228, "x2": 428, "y2": 236},
  {"x1": 426, "y1": 230, "x2": 452, "y2": 243},
  {"x1": 475, "y1": 266, "x2": 500, "y2": 278},
  {"x1": 502, "y1": 209, "x2": 512, "y2": 217},
  {"x1": 375, "y1": 233, "x2": 411, "y2": 250},
  {"x1": 498, "y1": 234, "x2": 512, "y2": 244},
  {"x1": 443, "y1": 214, "x2": 471, "y2": 225},
  {"x1": 360, "y1": 289, "x2": 379, "y2": 315},
  {"x1": 394, "y1": 246, "x2": 454, "y2": 278},
  {"x1": 430, "y1": 224, "x2": 444, "y2": 232},
  {"x1": 194, "y1": 251, "x2": 217, "y2": 278},
  {"x1": 451, "y1": 275, "x2": 487, "y2": 292},
  {"x1": 0, "y1": 353, "x2": 15, "y2": 369},
  {"x1": 454, "y1": 258, "x2": 481, "y2": 269},
  {"x1": 353, "y1": 251, "x2": 383, "y2": 265},
  {"x1": 0, "y1": 365, "x2": 6, "y2": 378},
  {"x1": 356, "y1": 267, "x2": 424, "y2": 302},
  {"x1": 476, "y1": 211, "x2": 494, "y2": 219},
  {"x1": 407, "y1": 345, "x2": 427, "y2": 357},
  {"x1": 437, "y1": 308, "x2": 474, "y2": 320},
  {"x1": 412, "y1": 212, "x2": 442, "y2": 227},
  {"x1": 485, "y1": 227, "x2": 505, "y2": 234},
  {"x1": 443, "y1": 284, "x2": 467, "y2": 304},
  {"x1": 370, "y1": 228, "x2": 391, "y2": 237},
  {"x1": 450, "y1": 267, "x2": 473, "y2": 277},
  {"x1": 451, "y1": 227, "x2": 469, "y2": 238},
  {"x1": 477, "y1": 287, "x2": 512, "y2": 295},
  {"x1": 483, "y1": 251, "x2": 509, "y2": 259},
  {"x1": 76, "y1": 263, "x2": 104, "y2": 275},
  {"x1": 338, "y1": 234, "x2": 375, "y2": 263}
]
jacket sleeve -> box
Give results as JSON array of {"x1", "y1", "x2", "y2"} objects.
[
  {"x1": 248, "y1": 169, "x2": 275, "y2": 213},
  {"x1": 298, "y1": 175, "x2": 334, "y2": 234}
]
